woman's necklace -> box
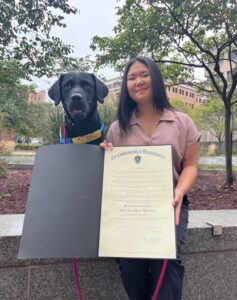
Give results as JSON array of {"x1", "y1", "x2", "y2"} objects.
[
  {"x1": 151, "y1": 119, "x2": 160, "y2": 125},
  {"x1": 135, "y1": 108, "x2": 161, "y2": 125},
  {"x1": 151, "y1": 114, "x2": 161, "y2": 125}
]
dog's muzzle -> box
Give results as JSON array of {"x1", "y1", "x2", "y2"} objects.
[
  {"x1": 68, "y1": 93, "x2": 89, "y2": 119},
  {"x1": 71, "y1": 93, "x2": 83, "y2": 102}
]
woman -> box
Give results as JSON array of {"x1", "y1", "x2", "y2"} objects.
[{"x1": 101, "y1": 56, "x2": 200, "y2": 300}]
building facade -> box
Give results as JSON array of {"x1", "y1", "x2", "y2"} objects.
[
  {"x1": 204, "y1": 51, "x2": 237, "y2": 82},
  {"x1": 166, "y1": 83, "x2": 204, "y2": 109},
  {"x1": 27, "y1": 90, "x2": 46, "y2": 104},
  {"x1": 105, "y1": 77, "x2": 205, "y2": 108}
]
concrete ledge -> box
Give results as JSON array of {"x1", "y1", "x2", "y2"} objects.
[
  {"x1": 0, "y1": 214, "x2": 25, "y2": 237},
  {"x1": 183, "y1": 210, "x2": 237, "y2": 253},
  {"x1": 0, "y1": 210, "x2": 237, "y2": 300}
]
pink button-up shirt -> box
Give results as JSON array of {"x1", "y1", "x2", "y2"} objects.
[{"x1": 106, "y1": 109, "x2": 201, "y2": 186}]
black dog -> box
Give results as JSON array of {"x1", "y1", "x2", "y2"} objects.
[{"x1": 48, "y1": 72, "x2": 109, "y2": 144}]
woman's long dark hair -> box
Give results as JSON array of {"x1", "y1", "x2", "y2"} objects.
[{"x1": 117, "y1": 56, "x2": 172, "y2": 134}]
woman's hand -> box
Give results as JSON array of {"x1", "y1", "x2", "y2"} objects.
[
  {"x1": 172, "y1": 142, "x2": 199, "y2": 225},
  {"x1": 100, "y1": 141, "x2": 113, "y2": 150},
  {"x1": 172, "y1": 188, "x2": 184, "y2": 226}
]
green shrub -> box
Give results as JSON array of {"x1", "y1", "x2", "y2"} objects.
[
  {"x1": 233, "y1": 167, "x2": 237, "y2": 173},
  {"x1": 232, "y1": 151, "x2": 237, "y2": 156},
  {"x1": 98, "y1": 103, "x2": 116, "y2": 135},
  {"x1": 43, "y1": 105, "x2": 64, "y2": 144},
  {"x1": 0, "y1": 159, "x2": 8, "y2": 178},
  {"x1": 15, "y1": 143, "x2": 41, "y2": 151}
]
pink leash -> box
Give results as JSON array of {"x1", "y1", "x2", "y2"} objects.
[
  {"x1": 152, "y1": 259, "x2": 168, "y2": 300},
  {"x1": 72, "y1": 257, "x2": 167, "y2": 300},
  {"x1": 63, "y1": 125, "x2": 84, "y2": 300},
  {"x1": 73, "y1": 257, "x2": 84, "y2": 300}
]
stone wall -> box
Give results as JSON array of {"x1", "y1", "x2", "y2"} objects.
[
  {"x1": 0, "y1": 210, "x2": 237, "y2": 300},
  {"x1": 181, "y1": 210, "x2": 237, "y2": 300}
]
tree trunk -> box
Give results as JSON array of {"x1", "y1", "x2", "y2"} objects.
[
  {"x1": 224, "y1": 106, "x2": 233, "y2": 186},
  {"x1": 218, "y1": 139, "x2": 222, "y2": 155}
]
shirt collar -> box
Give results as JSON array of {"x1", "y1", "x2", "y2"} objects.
[{"x1": 129, "y1": 108, "x2": 176, "y2": 126}]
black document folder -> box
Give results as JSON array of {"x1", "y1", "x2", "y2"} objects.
[
  {"x1": 18, "y1": 144, "x2": 104, "y2": 258},
  {"x1": 18, "y1": 144, "x2": 176, "y2": 260}
]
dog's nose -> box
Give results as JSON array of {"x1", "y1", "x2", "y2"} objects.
[{"x1": 71, "y1": 93, "x2": 83, "y2": 101}]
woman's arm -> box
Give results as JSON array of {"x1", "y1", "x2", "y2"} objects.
[{"x1": 172, "y1": 142, "x2": 199, "y2": 225}]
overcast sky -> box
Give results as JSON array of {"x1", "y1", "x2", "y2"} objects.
[
  {"x1": 34, "y1": 0, "x2": 123, "y2": 91},
  {"x1": 34, "y1": 0, "x2": 203, "y2": 92},
  {"x1": 53, "y1": 0, "x2": 120, "y2": 58}
]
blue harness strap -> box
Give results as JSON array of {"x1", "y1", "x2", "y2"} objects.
[{"x1": 60, "y1": 124, "x2": 105, "y2": 144}]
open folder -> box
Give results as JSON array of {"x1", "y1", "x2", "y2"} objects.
[{"x1": 18, "y1": 144, "x2": 176, "y2": 259}]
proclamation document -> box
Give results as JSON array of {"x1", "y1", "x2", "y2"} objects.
[{"x1": 99, "y1": 145, "x2": 176, "y2": 259}]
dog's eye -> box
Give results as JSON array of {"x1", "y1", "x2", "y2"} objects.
[
  {"x1": 81, "y1": 81, "x2": 92, "y2": 89},
  {"x1": 64, "y1": 81, "x2": 73, "y2": 89}
]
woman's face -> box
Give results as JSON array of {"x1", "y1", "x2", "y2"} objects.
[{"x1": 127, "y1": 61, "x2": 153, "y2": 106}]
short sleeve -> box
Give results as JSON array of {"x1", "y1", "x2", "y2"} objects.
[
  {"x1": 105, "y1": 121, "x2": 119, "y2": 145},
  {"x1": 106, "y1": 127, "x2": 114, "y2": 144},
  {"x1": 186, "y1": 115, "x2": 201, "y2": 148}
]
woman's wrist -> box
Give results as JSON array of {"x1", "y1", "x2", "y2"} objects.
[{"x1": 174, "y1": 188, "x2": 185, "y2": 200}]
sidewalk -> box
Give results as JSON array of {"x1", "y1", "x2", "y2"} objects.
[
  {"x1": 13, "y1": 150, "x2": 36, "y2": 156},
  {"x1": 0, "y1": 150, "x2": 35, "y2": 166},
  {"x1": 1, "y1": 151, "x2": 237, "y2": 167},
  {"x1": 198, "y1": 156, "x2": 237, "y2": 166}
]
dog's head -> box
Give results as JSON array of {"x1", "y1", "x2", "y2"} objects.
[{"x1": 48, "y1": 72, "x2": 108, "y2": 125}]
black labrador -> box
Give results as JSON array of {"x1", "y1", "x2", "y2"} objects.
[{"x1": 48, "y1": 72, "x2": 109, "y2": 144}]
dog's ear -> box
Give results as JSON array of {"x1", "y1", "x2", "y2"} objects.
[
  {"x1": 91, "y1": 74, "x2": 109, "y2": 103},
  {"x1": 48, "y1": 75, "x2": 64, "y2": 106}
]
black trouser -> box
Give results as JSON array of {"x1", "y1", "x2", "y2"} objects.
[{"x1": 117, "y1": 197, "x2": 189, "y2": 300}]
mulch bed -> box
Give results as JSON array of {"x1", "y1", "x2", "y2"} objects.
[
  {"x1": 189, "y1": 170, "x2": 237, "y2": 210},
  {"x1": 0, "y1": 169, "x2": 237, "y2": 214}
]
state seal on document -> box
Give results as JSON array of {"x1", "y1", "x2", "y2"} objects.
[{"x1": 134, "y1": 155, "x2": 142, "y2": 164}]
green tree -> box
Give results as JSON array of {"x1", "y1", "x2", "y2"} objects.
[
  {"x1": 170, "y1": 98, "x2": 192, "y2": 115},
  {"x1": 0, "y1": 0, "x2": 89, "y2": 77},
  {"x1": 43, "y1": 104, "x2": 64, "y2": 144},
  {"x1": 0, "y1": 61, "x2": 32, "y2": 135},
  {"x1": 25, "y1": 102, "x2": 48, "y2": 140},
  {"x1": 0, "y1": 61, "x2": 66, "y2": 143},
  {"x1": 98, "y1": 103, "x2": 117, "y2": 134},
  {"x1": 169, "y1": 98, "x2": 202, "y2": 130},
  {"x1": 23, "y1": 102, "x2": 64, "y2": 144},
  {"x1": 91, "y1": 0, "x2": 237, "y2": 186},
  {"x1": 26, "y1": 102, "x2": 64, "y2": 144},
  {"x1": 199, "y1": 97, "x2": 225, "y2": 154}
]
